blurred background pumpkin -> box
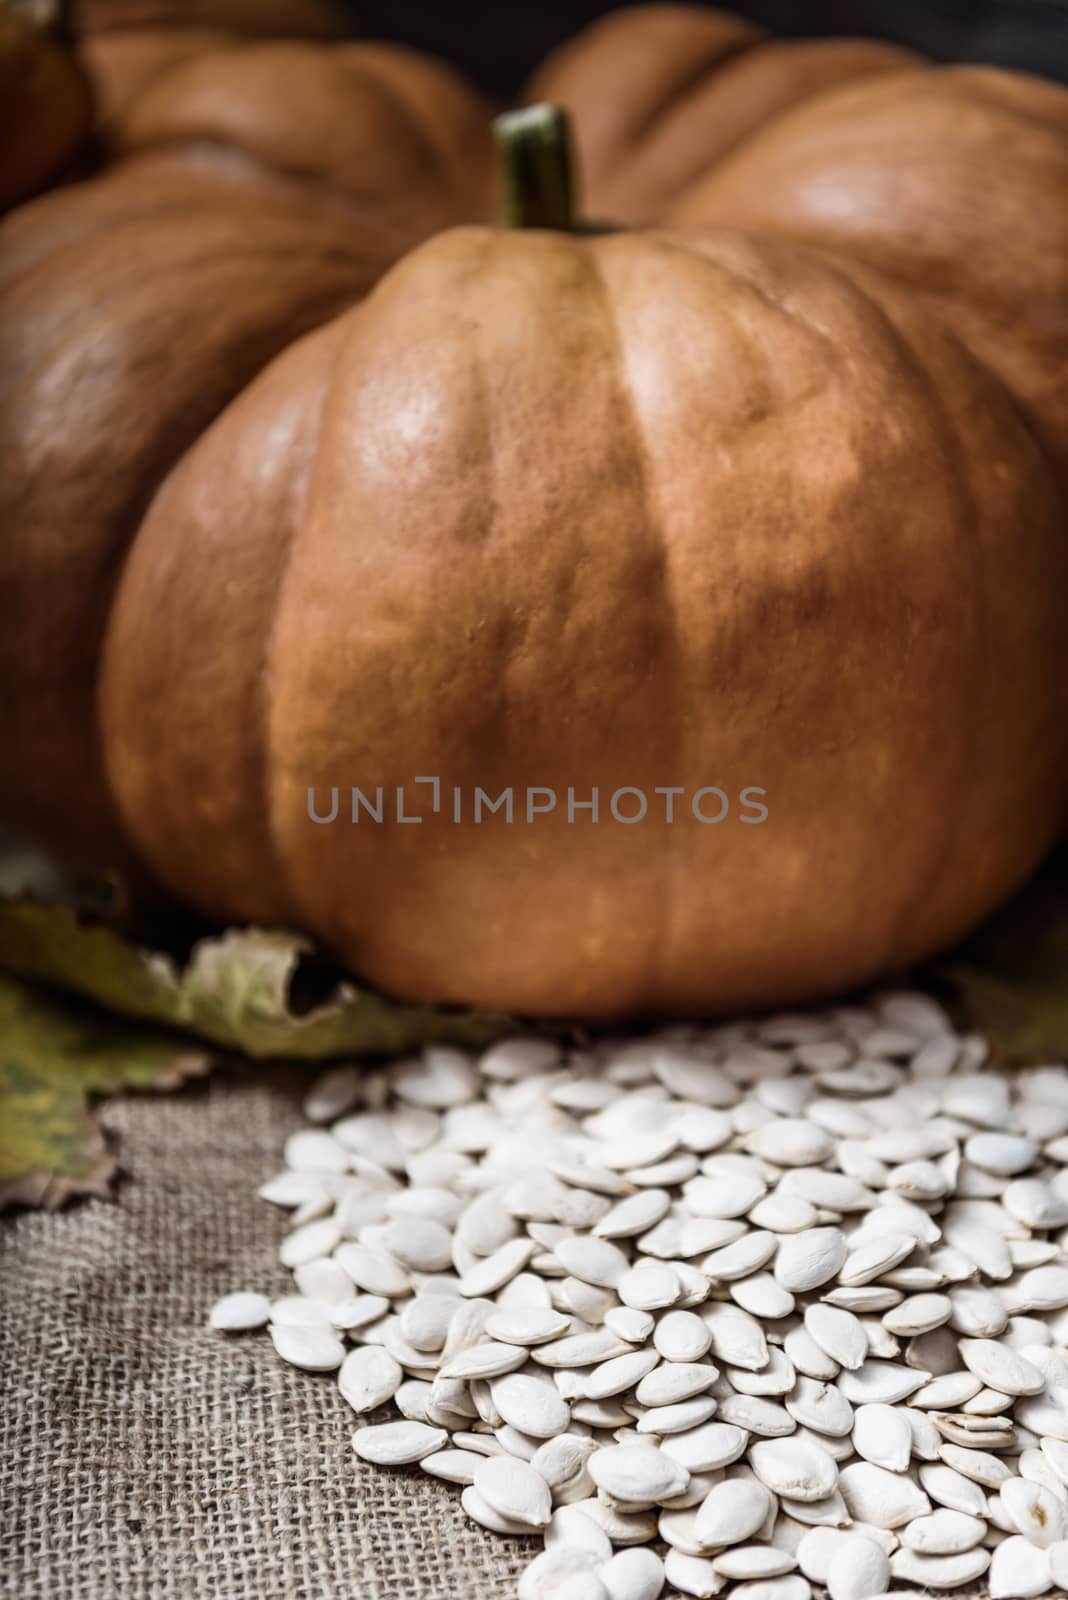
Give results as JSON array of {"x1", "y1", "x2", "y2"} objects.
[
  {"x1": 338, "y1": 0, "x2": 1068, "y2": 94},
  {"x1": 0, "y1": 1, "x2": 92, "y2": 209}
]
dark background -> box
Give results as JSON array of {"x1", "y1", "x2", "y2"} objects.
[{"x1": 340, "y1": 1, "x2": 1068, "y2": 96}]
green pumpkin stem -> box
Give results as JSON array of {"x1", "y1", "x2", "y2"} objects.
[{"x1": 495, "y1": 104, "x2": 577, "y2": 232}]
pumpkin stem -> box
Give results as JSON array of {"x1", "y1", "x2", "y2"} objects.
[{"x1": 495, "y1": 104, "x2": 577, "y2": 232}]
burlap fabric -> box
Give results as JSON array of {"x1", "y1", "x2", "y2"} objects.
[
  {"x1": 0, "y1": 1066, "x2": 528, "y2": 1600},
  {"x1": 0, "y1": 1068, "x2": 996, "y2": 1600}
]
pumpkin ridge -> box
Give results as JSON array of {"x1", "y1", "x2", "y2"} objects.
[
  {"x1": 615, "y1": 39, "x2": 915, "y2": 191},
  {"x1": 819, "y1": 262, "x2": 990, "y2": 970},
  {"x1": 802, "y1": 244, "x2": 1068, "y2": 953},
  {"x1": 585, "y1": 232, "x2": 687, "y2": 997},
  {"x1": 260, "y1": 230, "x2": 506, "y2": 953},
  {"x1": 336, "y1": 43, "x2": 494, "y2": 212},
  {"x1": 0, "y1": 171, "x2": 392, "y2": 279},
  {"x1": 608, "y1": 29, "x2": 762, "y2": 160},
  {"x1": 749, "y1": 230, "x2": 1068, "y2": 516},
  {"x1": 109, "y1": 136, "x2": 451, "y2": 232},
  {"x1": 252, "y1": 332, "x2": 345, "y2": 935}
]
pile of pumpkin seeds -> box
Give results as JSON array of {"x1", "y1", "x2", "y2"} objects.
[{"x1": 211, "y1": 991, "x2": 1068, "y2": 1600}]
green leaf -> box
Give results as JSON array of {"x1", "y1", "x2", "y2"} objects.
[
  {"x1": 0, "y1": 898, "x2": 519, "y2": 1060},
  {"x1": 0, "y1": 972, "x2": 210, "y2": 1209},
  {"x1": 0, "y1": 834, "x2": 521, "y2": 1208},
  {"x1": 933, "y1": 847, "x2": 1068, "y2": 1065}
]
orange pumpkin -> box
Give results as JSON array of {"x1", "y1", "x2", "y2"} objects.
[
  {"x1": 3, "y1": 6, "x2": 1068, "y2": 1018},
  {"x1": 74, "y1": 0, "x2": 348, "y2": 121}
]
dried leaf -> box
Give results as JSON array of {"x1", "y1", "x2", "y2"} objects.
[
  {"x1": 0, "y1": 973, "x2": 210, "y2": 1209},
  {"x1": 934, "y1": 848, "x2": 1068, "y2": 1065},
  {"x1": 0, "y1": 899, "x2": 518, "y2": 1059}
]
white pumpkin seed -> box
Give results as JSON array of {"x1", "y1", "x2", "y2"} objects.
[
  {"x1": 891, "y1": 1547, "x2": 992, "y2": 1590},
  {"x1": 903, "y1": 1508, "x2": 988, "y2": 1554},
  {"x1": 269, "y1": 1295, "x2": 333, "y2": 1329},
  {"x1": 663, "y1": 1549, "x2": 725, "y2": 1596},
  {"x1": 785, "y1": 1377, "x2": 854, "y2": 1438},
  {"x1": 209, "y1": 1291, "x2": 270, "y2": 1331},
  {"x1": 575, "y1": 1497, "x2": 659, "y2": 1545},
  {"x1": 685, "y1": 1175, "x2": 767, "y2": 1219},
  {"x1": 718, "y1": 1395, "x2": 794, "y2": 1437},
  {"x1": 294, "y1": 1257, "x2": 355, "y2": 1305},
  {"x1": 837, "y1": 1361, "x2": 928, "y2": 1405},
  {"x1": 654, "y1": 1311, "x2": 713, "y2": 1363},
  {"x1": 458, "y1": 1236, "x2": 538, "y2": 1297},
  {"x1": 617, "y1": 1263, "x2": 681, "y2": 1311},
  {"x1": 745, "y1": 1121, "x2": 834, "y2": 1167},
  {"x1": 462, "y1": 1484, "x2": 542, "y2": 1536},
  {"x1": 661, "y1": 1423, "x2": 750, "y2": 1473},
  {"x1": 839, "y1": 1235, "x2": 918, "y2": 1288},
  {"x1": 552, "y1": 1236, "x2": 630, "y2": 1289},
  {"x1": 585, "y1": 1350, "x2": 661, "y2": 1400},
  {"x1": 775, "y1": 1230, "x2": 848, "y2": 1294},
  {"x1": 713, "y1": 1546, "x2": 797, "y2": 1579},
  {"x1": 729, "y1": 1346, "x2": 796, "y2": 1398},
  {"x1": 988, "y1": 1536, "x2": 1052, "y2": 1599},
  {"x1": 589, "y1": 1442, "x2": 690, "y2": 1507},
  {"x1": 731, "y1": 1274, "x2": 797, "y2": 1320},
  {"x1": 703, "y1": 1304, "x2": 768, "y2": 1371},
  {"x1": 635, "y1": 1362, "x2": 719, "y2": 1407},
  {"x1": 352, "y1": 1420, "x2": 447, "y2": 1464},
  {"x1": 954, "y1": 1337, "x2": 1045, "y2": 1397},
  {"x1": 420, "y1": 1448, "x2": 482, "y2": 1485},
  {"x1": 400, "y1": 1292, "x2": 458, "y2": 1351},
  {"x1": 334, "y1": 1242, "x2": 410, "y2": 1297},
  {"x1": 837, "y1": 1462, "x2": 931, "y2": 1527},
  {"x1": 439, "y1": 1341, "x2": 529, "y2": 1381},
  {"x1": 910, "y1": 1371, "x2": 984, "y2": 1409},
  {"x1": 999, "y1": 1477, "x2": 1067, "y2": 1546},
  {"x1": 635, "y1": 1396, "x2": 717, "y2": 1436},
  {"x1": 1003, "y1": 1180, "x2": 1068, "y2": 1231},
  {"x1": 492, "y1": 1373, "x2": 571, "y2": 1438},
  {"x1": 785, "y1": 1326, "x2": 841, "y2": 1382},
  {"x1": 269, "y1": 1321, "x2": 345, "y2": 1371},
  {"x1": 803, "y1": 1305, "x2": 867, "y2": 1372},
  {"x1": 964, "y1": 1133, "x2": 1038, "y2": 1177},
  {"x1": 1049, "y1": 1541, "x2": 1068, "y2": 1589},
  {"x1": 727, "y1": 1576, "x2": 811, "y2": 1600},
  {"x1": 473, "y1": 1453, "x2": 553, "y2": 1528},
  {"x1": 532, "y1": 1329, "x2": 631, "y2": 1369},
  {"x1": 937, "y1": 1443, "x2": 1013, "y2": 1487},
  {"x1": 694, "y1": 1478, "x2": 774, "y2": 1547},
  {"x1": 852, "y1": 1404, "x2": 912, "y2": 1471},
  {"x1": 604, "y1": 1306, "x2": 655, "y2": 1343},
  {"x1": 593, "y1": 1190, "x2": 671, "y2": 1239},
  {"x1": 338, "y1": 1345, "x2": 403, "y2": 1412},
  {"x1": 749, "y1": 1437, "x2": 839, "y2": 1502},
  {"x1": 918, "y1": 1463, "x2": 989, "y2": 1517},
  {"x1": 284, "y1": 1129, "x2": 350, "y2": 1173},
  {"x1": 485, "y1": 1307, "x2": 571, "y2": 1345},
  {"x1": 1009, "y1": 1265, "x2": 1068, "y2": 1314},
  {"x1": 825, "y1": 1533, "x2": 890, "y2": 1600},
  {"x1": 598, "y1": 1546, "x2": 664, "y2": 1600}
]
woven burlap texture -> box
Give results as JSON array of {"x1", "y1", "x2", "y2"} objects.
[
  {"x1": 0, "y1": 1068, "x2": 530, "y2": 1600},
  {"x1": 0, "y1": 1068, "x2": 1000, "y2": 1600}
]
